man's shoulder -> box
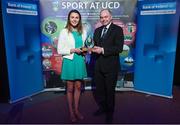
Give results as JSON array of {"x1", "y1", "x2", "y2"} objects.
[
  {"x1": 96, "y1": 25, "x2": 103, "y2": 30},
  {"x1": 111, "y1": 23, "x2": 123, "y2": 33},
  {"x1": 112, "y1": 23, "x2": 122, "y2": 29},
  {"x1": 95, "y1": 26, "x2": 103, "y2": 32}
]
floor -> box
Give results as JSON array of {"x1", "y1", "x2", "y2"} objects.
[{"x1": 1, "y1": 86, "x2": 180, "y2": 124}]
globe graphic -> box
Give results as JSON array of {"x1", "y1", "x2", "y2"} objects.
[{"x1": 44, "y1": 21, "x2": 57, "y2": 34}]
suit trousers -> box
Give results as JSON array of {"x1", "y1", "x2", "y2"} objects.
[{"x1": 94, "y1": 69, "x2": 118, "y2": 113}]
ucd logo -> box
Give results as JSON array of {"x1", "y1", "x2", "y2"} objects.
[{"x1": 52, "y1": 1, "x2": 59, "y2": 12}]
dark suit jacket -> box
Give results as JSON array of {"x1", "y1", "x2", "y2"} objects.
[{"x1": 93, "y1": 23, "x2": 124, "y2": 73}]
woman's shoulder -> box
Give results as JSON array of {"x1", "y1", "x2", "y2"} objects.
[{"x1": 60, "y1": 28, "x2": 68, "y2": 33}]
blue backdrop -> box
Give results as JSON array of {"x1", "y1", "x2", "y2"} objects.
[
  {"x1": 134, "y1": 0, "x2": 179, "y2": 97},
  {"x1": 1, "y1": 0, "x2": 43, "y2": 102}
]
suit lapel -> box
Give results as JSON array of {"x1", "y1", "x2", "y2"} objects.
[
  {"x1": 104, "y1": 23, "x2": 113, "y2": 39},
  {"x1": 97, "y1": 24, "x2": 113, "y2": 46},
  {"x1": 99, "y1": 26, "x2": 104, "y2": 37}
]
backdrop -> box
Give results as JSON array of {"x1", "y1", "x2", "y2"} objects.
[{"x1": 39, "y1": 0, "x2": 137, "y2": 89}]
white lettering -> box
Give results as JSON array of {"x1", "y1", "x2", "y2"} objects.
[
  {"x1": 94, "y1": 2, "x2": 100, "y2": 9},
  {"x1": 8, "y1": 3, "x2": 17, "y2": 7},
  {"x1": 71, "y1": 2, "x2": 78, "y2": 9},
  {"x1": 61, "y1": 2, "x2": 66, "y2": 9},
  {"x1": 114, "y1": 2, "x2": 120, "y2": 9},
  {"x1": 66, "y1": 2, "x2": 71, "y2": 9},
  {"x1": 90, "y1": 3, "x2": 96, "y2": 9},
  {"x1": 61, "y1": 1, "x2": 121, "y2": 10}
]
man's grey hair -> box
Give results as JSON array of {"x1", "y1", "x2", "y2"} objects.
[{"x1": 100, "y1": 9, "x2": 112, "y2": 15}]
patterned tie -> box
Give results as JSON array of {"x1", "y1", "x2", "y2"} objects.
[{"x1": 101, "y1": 27, "x2": 107, "y2": 38}]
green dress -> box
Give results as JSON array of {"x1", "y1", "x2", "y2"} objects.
[{"x1": 61, "y1": 31, "x2": 87, "y2": 80}]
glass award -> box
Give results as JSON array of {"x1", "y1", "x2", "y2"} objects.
[{"x1": 81, "y1": 35, "x2": 94, "y2": 52}]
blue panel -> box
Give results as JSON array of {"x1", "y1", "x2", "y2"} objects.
[
  {"x1": 134, "y1": 0, "x2": 179, "y2": 97},
  {"x1": 1, "y1": 0, "x2": 43, "y2": 102}
]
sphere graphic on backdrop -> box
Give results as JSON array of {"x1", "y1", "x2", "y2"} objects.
[
  {"x1": 43, "y1": 59, "x2": 52, "y2": 70},
  {"x1": 120, "y1": 44, "x2": 130, "y2": 57},
  {"x1": 42, "y1": 45, "x2": 53, "y2": 58},
  {"x1": 123, "y1": 22, "x2": 136, "y2": 45},
  {"x1": 44, "y1": 21, "x2": 57, "y2": 34},
  {"x1": 41, "y1": 17, "x2": 66, "y2": 41}
]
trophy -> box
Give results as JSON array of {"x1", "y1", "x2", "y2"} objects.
[{"x1": 80, "y1": 35, "x2": 94, "y2": 53}]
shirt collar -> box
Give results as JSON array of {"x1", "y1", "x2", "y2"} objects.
[{"x1": 104, "y1": 22, "x2": 112, "y2": 30}]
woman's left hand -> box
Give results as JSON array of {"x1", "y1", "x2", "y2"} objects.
[{"x1": 74, "y1": 48, "x2": 82, "y2": 54}]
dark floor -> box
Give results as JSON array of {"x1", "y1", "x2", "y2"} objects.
[{"x1": 1, "y1": 86, "x2": 180, "y2": 124}]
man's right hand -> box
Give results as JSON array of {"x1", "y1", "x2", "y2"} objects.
[{"x1": 91, "y1": 46, "x2": 104, "y2": 54}]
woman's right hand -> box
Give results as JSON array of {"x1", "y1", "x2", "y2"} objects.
[{"x1": 70, "y1": 48, "x2": 82, "y2": 54}]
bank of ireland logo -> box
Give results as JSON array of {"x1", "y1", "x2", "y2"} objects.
[{"x1": 52, "y1": 1, "x2": 59, "y2": 12}]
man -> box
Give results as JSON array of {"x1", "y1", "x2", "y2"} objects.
[{"x1": 92, "y1": 9, "x2": 124, "y2": 123}]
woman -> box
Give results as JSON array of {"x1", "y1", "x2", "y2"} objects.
[{"x1": 57, "y1": 9, "x2": 87, "y2": 122}]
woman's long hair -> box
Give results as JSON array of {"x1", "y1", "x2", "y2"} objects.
[{"x1": 65, "y1": 9, "x2": 83, "y2": 34}]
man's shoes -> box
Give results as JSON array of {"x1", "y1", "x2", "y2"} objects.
[
  {"x1": 93, "y1": 109, "x2": 106, "y2": 116},
  {"x1": 105, "y1": 113, "x2": 113, "y2": 124}
]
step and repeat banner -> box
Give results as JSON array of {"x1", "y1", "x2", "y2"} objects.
[
  {"x1": 134, "y1": 0, "x2": 179, "y2": 97},
  {"x1": 40, "y1": 0, "x2": 137, "y2": 87},
  {"x1": 39, "y1": 0, "x2": 137, "y2": 89},
  {"x1": 1, "y1": 0, "x2": 43, "y2": 102}
]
